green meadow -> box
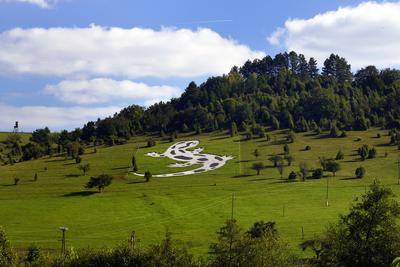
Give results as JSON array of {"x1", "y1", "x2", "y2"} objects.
[{"x1": 0, "y1": 128, "x2": 399, "y2": 256}]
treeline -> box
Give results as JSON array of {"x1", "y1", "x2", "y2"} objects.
[
  {"x1": 64, "y1": 52, "x2": 400, "y2": 141},
  {"x1": 1, "y1": 182, "x2": 400, "y2": 267},
  {"x1": 3, "y1": 51, "x2": 400, "y2": 163}
]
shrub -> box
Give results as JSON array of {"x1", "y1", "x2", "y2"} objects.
[
  {"x1": 13, "y1": 178, "x2": 19, "y2": 185},
  {"x1": 144, "y1": 171, "x2": 152, "y2": 182},
  {"x1": 368, "y1": 147, "x2": 377, "y2": 159},
  {"x1": 25, "y1": 244, "x2": 42, "y2": 265},
  {"x1": 34, "y1": 173, "x2": 38, "y2": 182},
  {"x1": 0, "y1": 226, "x2": 16, "y2": 267},
  {"x1": 312, "y1": 168, "x2": 324, "y2": 179},
  {"x1": 147, "y1": 138, "x2": 156, "y2": 147},
  {"x1": 288, "y1": 171, "x2": 297, "y2": 181},
  {"x1": 251, "y1": 162, "x2": 265, "y2": 175},
  {"x1": 305, "y1": 145, "x2": 311, "y2": 151},
  {"x1": 85, "y1": 174, "x2": 113, "y2": 192},
  {"x1": 355, "y1": 166, "x2": 366, "y2": 178},
  {"x1": 75, "y1": 156, "x2": 82, "y2": 164},
  {"x1": 335, "y1": 149, "x2": 344, "y2": 160}
]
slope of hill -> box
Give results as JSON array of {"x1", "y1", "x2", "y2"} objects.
[{"x1": 0, "y1": 128, "x2": 398, "y2": 256}]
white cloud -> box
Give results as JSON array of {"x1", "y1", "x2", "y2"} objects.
[
  {"x1": 267, "y1": 27, "x2": 286, "y2": 46},
  {"x1": 268, "y1": 1, "x2": 400, "y2": 69},
  {"x1": 0, "y1": 0, "x2": 56, "y2": 8},
  {"x1": 0, "y1": 25, "x2": 265, "y2": 78},
  {"x1": 0, "y1": 103, "x2": 121, "y2": 131},
  {"x1": 44, "y1": 78, "x2": 182, "y2": 106}
]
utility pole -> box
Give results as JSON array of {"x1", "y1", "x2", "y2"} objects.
[
  {"x1": 326, "y1": 177, "x2": 329, "y2": 207},
  {"x1": 228, "y1": 193, "x2": 236, "y2": 267},
  {"x1": 129, "y1": 231, "x2": 136, "y2": 250},
  {"x1": 238, "y1": 140, "x2": 241, "y2": 176},
  {"x1": 59, "y1": 227, "x2": 68, "y2": 256}
]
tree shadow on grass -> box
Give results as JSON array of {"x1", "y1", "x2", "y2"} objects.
[
  {"x1": 65, "y1": 174, "x2": 80, "y2": 178},
  {"x1": 340, "y1": 177, "x2": 361, "y2": 181},
  {"x1": 248, "y1": 177, "x2": 273, "y2": 182},
  {"x1": 111, "y1": 166, "x2": 130, "y2": 170},
  {"x1": 62, "y1": 191, "x2": 97, "y2": 197},
  {"x1": 128, "y1": 180, "x2": 146, "y2": 184},
  {"x1": 232, "y1": 174, "x2": 253, "y2": 178},
  {"x1": 1, "y1": 184, "x2": 16, "y2": 187}
]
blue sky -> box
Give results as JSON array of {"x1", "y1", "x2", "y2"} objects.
[{"x1": 0, "y1": 0, "x2": 398, "y2": 131}]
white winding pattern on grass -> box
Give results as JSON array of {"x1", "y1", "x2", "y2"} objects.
[{"x1": 133, "y1": 140, "x2": 233, "y2": 177}]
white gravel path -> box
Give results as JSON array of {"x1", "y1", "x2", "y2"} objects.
[{"x1": 133, "y1": 140, "x2": 233, "y2": 177}]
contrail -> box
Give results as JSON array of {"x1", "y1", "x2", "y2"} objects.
[{"x1": 177, "y1": 19, "x2": 233, "y2": 25}]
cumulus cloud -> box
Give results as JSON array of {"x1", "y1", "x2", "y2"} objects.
[
  {"x1": 0, "y1": 0, "x2": 56, "y2": 8},
  {"x1": 0, "y1": 103, "x2": 122, "y2": 131},
  {"x1": 0, "y1": 25, "x2": 264, "y2": 78},
  {"x1": 267, "y1": 1, "x2": 400, "y2": 69},
  {"x1": 44, "y1": 78, "x2": 182, "y2": 106}
]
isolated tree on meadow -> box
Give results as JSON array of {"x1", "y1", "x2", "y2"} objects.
[
  {"x1": 284, "y1": 154, "x2": 294, "y2": 166},
  {"x1": 144, "y1": 171, "x2": 152, "y2": 182},
  {"x1": 85, "y1": 174, "x2": 113, "y2": 193},
  {"x1": 253, "y1": 149, "x2": 260, "y2": 159},
  {"x1": 78, "y1": 163, "x2": 90, "y2": 176},
  {"x1": 325, "y1": 161, "x2": 340, "y2": 177},
  {"x1": 355, "y1": 166, "x2": 366, "y2": 178},
  {"x1": 269, "y1": 154, "x2": 283, "y2": 167},
  {"x1": 251, "y1": 162, "x2": 265, "y2": 175},
  {"x1": 34, "y1": 173, "x2": 38, "y2": 182},
  {"x1": 131, "y1": 155, "x2": 138, "y2": 172},
  {"x1": 335, "y1": 149, "x2": 344, "y2": 160}
]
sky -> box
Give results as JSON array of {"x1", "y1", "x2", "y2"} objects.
[{"x1": 0, "y1": 0, "x2": 399, "y2": 131}]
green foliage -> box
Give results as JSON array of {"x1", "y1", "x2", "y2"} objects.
[
  {"x1": 85, "y1": 174, "x2": 113, "y2": 192},
  {"x1": 78, "y1": 163, "x2": 90, "y2": 176},
  {"x1": 335, "y1": 149, "x2": 344, "y2": 160},
  {"x1": 0, "y1": 226, "x2": 16, "y2": 267},
  {"x1": 268, "y1": 154, "x2": 283, "y2": 167},
  {"x1": 147, "y1": 138, "x2": 156, "y2": 148},
  {"x1": 75, "y1": 156, "x2": 82, "y2": 164},
  {"x1": 251, "y1": 162, "x2": 265, "y2": 175},
  {"x1": 34, "y1": 173, "x2": 38, "y2": 182},
  {"x1": 230, "y1": 122, "x2": 238, "y2": 137},
  {"x1": 329, "y1": 122, "x2": 341, "y2": 138},
  {"x1": 144, "y1": 171, "x2": 152, "y2": 182},
  {"x1": 24, "y1": 244, "x2": 43, "y2": 266},
  {"x1": 355, "y1": 166, "x2": 366, "y2": 178},
  {"x1": 253, "y1": 149, "x2": 260, "y2": 159},
  {"x1": 318, "y1": 182, "x2": 400, "y2": 267},
  {"x1": 325, "y1": 160, "x2": 341, "y2": 176},
  {"x1": 288, "y1": 171, "x2": 297, "y2": 181},
  {"x1": 209, "y1": 219, "x2": 294, "y2": 267},
  {"x1": 284, "y1": 154, "x2": 294, "y2": 166},
  {"x1": 13, "y1": 177, "x2": 19, "y2": 185},
  {"x1": 312, "y1": 168, "x2": 324, "y2": 179}
]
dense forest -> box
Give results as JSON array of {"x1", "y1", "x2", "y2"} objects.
[{"x1": 2, "y1": 51, "x2": 400, "y2": 163}]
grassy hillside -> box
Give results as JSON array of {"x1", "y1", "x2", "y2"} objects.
[{"x1": 0, "y1": 128, "x2": 399, "y2": 256}]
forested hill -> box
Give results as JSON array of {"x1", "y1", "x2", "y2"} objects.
[
  {"x1": 4, "y1": 51, "x2": 400, "y2": 163},
  {"x1": 71, "y1": 51, "x2": 400, "y2": 143}
]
